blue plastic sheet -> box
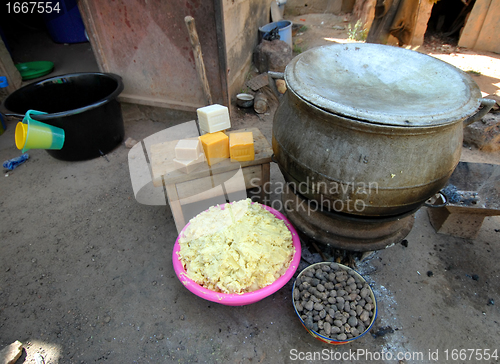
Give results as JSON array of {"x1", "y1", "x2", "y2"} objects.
[{"x1": 3, "y1": 153, "x2": 29, "y2": 171}]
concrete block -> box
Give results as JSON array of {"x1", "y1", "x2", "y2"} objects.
[
  {"x1": 253, "y1": 40, "x2": 292, "y2": 73},
  {"x1": 428, "y1": 208, "x2": 486, "y2": 239},
  {"x1": 427, "y1": 161, "x2": 500, "y2": 239}
]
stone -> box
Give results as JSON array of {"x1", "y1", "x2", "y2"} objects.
[
  {"x1": 253, "y1": 40, "x2": 293, "y2": 73},
  {"x1": 0, "y1": 340, "x2": 23, "y2": 364},
  {"x1": 463, "y1": 112, "x2": 500, "y2": 152},
  {"x1": 276, "y1": 79, "x2": 287, "y2": 94},
  {"x1": 125, "y1": 137, "x2": 139, "y2": 149}
]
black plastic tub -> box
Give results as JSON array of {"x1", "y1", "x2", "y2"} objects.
[{"x1": 4, "y1": 72, "x2": 125, "y2": 161}]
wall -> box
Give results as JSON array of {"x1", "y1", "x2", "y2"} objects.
[
  {"x1": 79, "y1": 0, "x2": 227, "y2": 112},
  {"x1": 222, "y1": 0, "x2": 272, "y2": 105},
  {"x1": 79, "y1": 0, "x2": 274, "y2": 113},
  {"x1": 458, "y1": 0, "x2": 500, "y2": 53},
  {"x1": 284, "y1": 0, "x2": 350, "y2": 15}
]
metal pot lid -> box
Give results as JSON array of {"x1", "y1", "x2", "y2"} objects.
[{"x1": 285, "y1": 43, "x2": 482, "y2": 127}]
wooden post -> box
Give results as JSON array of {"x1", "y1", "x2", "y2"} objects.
[
  {"x1": 165, "y1": 183, "x2": 186, "y2": 234},
  {"x1": 185, "y1": 16, "x2": 213, "y2": 106},
  {"x1": 409, "y1": 0, "x2": 435, "y2": 46},
  {"x1": 260, "y1": 163, "x2": 270, "y2": 205},
  {"x1": 366, "y1": 0, "x2": 403, "y2": 44},
  {"x1": 353, "y1": 0, "x2": 376, "y2": 31}
]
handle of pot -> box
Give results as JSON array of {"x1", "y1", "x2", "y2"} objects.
[
  {"x1": 424, "y1": 191, "x2": 448, "y2": 208},
  {"x1": 463, "y1": 98, "x2": 496, "y2": 127},
  {"x1": 268, "y1": 71, "x2": 285, "y2": 79}
]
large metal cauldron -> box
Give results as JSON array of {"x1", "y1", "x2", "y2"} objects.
[{"x1": 273, "y1": 43, "x2": 494, "y2": 217}]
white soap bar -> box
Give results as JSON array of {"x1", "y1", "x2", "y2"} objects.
[
  {"x1": 175, "y1": 139, "x2": 202, "y2": 160},
  {"x1": 197, "y1": 104, "x2": 231, "y2": 133},
  {"x1": 174, "y1": 153, "x2": 206, "y2": 174}
]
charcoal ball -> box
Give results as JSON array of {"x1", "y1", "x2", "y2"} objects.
[
  {"x1": 348, "y1": 316, "x2": 358, "y2": 327},
  {"x1": 337, "y1": 333, "x2": 347, "y2": 341}
]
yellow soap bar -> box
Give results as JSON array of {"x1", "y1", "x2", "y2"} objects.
[
  {"x1": 229, "y1": 132, "x2": 254, "y2": 162},
  {"x1": 199, "y1": 131, "x2": 229, "y2": 166}
]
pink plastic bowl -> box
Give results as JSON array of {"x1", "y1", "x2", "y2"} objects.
[{"x1": 172, "y1": 204, "x2": 302, "y2": 306}]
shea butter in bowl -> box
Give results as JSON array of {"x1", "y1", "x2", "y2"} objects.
[{"x1": 172, "y1": 199, "x2": 301, "y2": 306}]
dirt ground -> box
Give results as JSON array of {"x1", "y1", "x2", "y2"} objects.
[{"x1": 1, "y1": 12, "x2": 500, "y2": 364}]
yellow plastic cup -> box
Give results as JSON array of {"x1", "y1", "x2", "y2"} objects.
[
  {"x1": 15, "y1": 110, "x2": 65, "y2": 153},
  {"x1": 15, "y1": 122, "x2": 28, "y2": 150}
]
